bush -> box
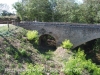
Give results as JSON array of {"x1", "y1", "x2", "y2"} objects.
[
  {"x1": 0, "y1": 61, "x2": 5, "y2": 73},
  {"x1": 14, "y1": 52, "x2": 20, "y2": 60},
  {"x1": 20, "y1": 64, "x2": 44, "y2": 75},
  {"x1": 93, "y1": 39, "x2": 100, "y2": 52},
  {"x1": 21, "y1": 28, "x2": 27, "y2": 37},
  {"x1": 19, "y1": 49, "x2": 27, "y2": 57},
  {"x1": 42, "y1": 50, "x2": 53, "y2": 60},
  {"x1": 26, "y1": 30, "x2": 38, "y2": 41},
  {"x1": 61, "y1": 39, "x2": 73, "y2": 49},
  {"x1": 62, "y1": 48, "x2": 100, "y2": 75},
  {"x1": 5, "y1": 47, "x2": 14, "y2": 54}
]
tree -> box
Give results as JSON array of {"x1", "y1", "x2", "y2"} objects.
[
  {"x1": 13, "y1": 0, "x2": 53, "y2": 21},
  {"x1": 0, "y1": 10, "x2": 13, "y2": 16},
  {"x1": 55, "y1": 0, "x2": 79, "y2": 22},
  {"x1": 81, "y1": 0, "x2": 100, "y2": 23},
  {"x1": 13, "y1": 2, "x2": 26, "y2": 20},
  {"x1": 13, "y1": 0, "x2": 100, "y2": 23},
  {"x1": 0, "y1": 3, "x2": 10, "y2": 16},
  {"x1": 1, "y1": 10, "x2": 8, "y2": 16}
]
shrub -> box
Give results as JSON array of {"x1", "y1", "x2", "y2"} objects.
[
  {"x1": 18, "y1": 63, "x2": 23, "y2": 68},
  {"x1": 62, "y1": 48, "x2": 100, "y2": 75},
  {"x1": 0, "y1": 61, "x2": 5, "y2": 73},
  {"x1": 3, "y1": 41, "x2": 8, "y2": 45},
  {"x1": 93, "y1": 39, "x2": 100, "y2": 52},
  {"x1": 19, "y1": 49, "x2": 27, "y2": 57},
  {"x1": 14, "y1": 52, "x2": 20, "y2": 60},
  {"x1": 26, "y1": 30, "x2": 38, "y2": 41},
  {"x1": 41, "y1": 50, "x2": 53, "y2": 60},
  {"x1": 21, "y1": 28, "x2": 27, "y2": 37},
  {"x1": 20, "y1": 64, "x2": 44, "y2": 75},
  {"x1": 5, "y1": 47, "x2": 14, "y2": 54},
  {"x1": 61, "y1": 39, "x2": 73, "y2": 49}
]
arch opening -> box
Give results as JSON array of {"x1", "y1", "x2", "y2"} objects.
[
  {"x1": 39, "y1": 34, "x2": 56, "y2": 50},
  {"x1": 74, "y1": 39, "x2": 96, "y2": 52},
  {"x1": 74, "y1": 38, "x2": 100, "y2": 65}
]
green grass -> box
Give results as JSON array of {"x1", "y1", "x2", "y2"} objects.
[
  {"x1": 0, "y1": 24, "x2": 16, "y2": 31},
  {"x1": 0, "y1": 24, "x2": 17, "y2": 36},
  {"x1": 41, "y1": 50, "x2": 54, "y2": 60}
]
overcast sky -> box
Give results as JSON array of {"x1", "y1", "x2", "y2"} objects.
[
  {"x1": 76, "y1": 0, "x2": 83, "y2": 3},
  {"x1": 0, "y1": 0, "x2": 19, "y2": 13},
  {"x1": 0, "y1": 0, "x2": 83, "y2": 13}
]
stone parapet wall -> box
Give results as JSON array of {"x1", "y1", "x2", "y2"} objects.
[{"x1": 18, "y1": 21, "x2": 100, "y2": 28}]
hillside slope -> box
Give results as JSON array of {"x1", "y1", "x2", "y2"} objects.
[
  {"x1": 0, "y1": 25, "x2": 100, "y2": 75},
  {"x1": 0, "y1": 25, "x2": 69, "y2": 75}
]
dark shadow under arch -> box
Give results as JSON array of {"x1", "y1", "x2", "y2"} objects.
[
  {"x1": 74, "y1": 38, "x2": 100, "y2": 65},
  {"x1": 38, "y1": 34, "x2": 56, "y2": 52}
]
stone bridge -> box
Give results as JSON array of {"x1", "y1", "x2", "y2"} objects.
[{"x1": 15, "y1": 22, "x2": 100, "y2": 48}]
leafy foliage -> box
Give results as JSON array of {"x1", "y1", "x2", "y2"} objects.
[
  {"x1": 5, "y1": 47, "x2": 14, "y2": 54},
  {"x1": 20, "y1": 64, "x2": 44, "y2": 75},
  {"x1": 13, "y1": 0, "x2": 100, "y2": 23},
  {"x1": 93, "y1": 39, "x2": 100, "y2": 52},
  {"x1": 13, "y1": 2, "x2": 26, "y2": 20},
  {"x1": 14, "y1": 52, "x2": 20, "y2": 60},
  {"x1": 42, "y1": 50, "x2": 53, "y2": 60},
  {"x1": 0, "y1": 61, "x2": 5, "y2": 73},
  {"x1": 62, "y1": 48, "x2": 100, "y2": 75},
  {"x1": 13, "y1": 0, "x2": 52, "y2": 21},
  {"x1": 19, "y1": 49, "x2": 27, "y2": 57},
  {"x1": 61, "y1": 39, "x2": 73, "y2": 49},
  {"x1": 26, "y1": 30, "x2": 38, "y2": 41}
]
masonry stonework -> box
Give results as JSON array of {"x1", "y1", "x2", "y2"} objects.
[{"x1": 16, "y1": 22, "x2": 100, "y2": 48}]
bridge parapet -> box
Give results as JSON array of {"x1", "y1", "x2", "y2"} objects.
[{"x1": 17, "y1": 22, "x2": 100, "y2": 28}]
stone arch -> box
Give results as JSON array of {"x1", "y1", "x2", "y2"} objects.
[
  {"x1": 74, "y1": 33, "x2": 100, "y2": 48},
  {"x1": 39, "y1": 34, "x2": 56, "y2": 48}
]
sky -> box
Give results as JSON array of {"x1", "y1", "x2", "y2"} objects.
[
  {"x1": 0, "y1": 0, "x2": 19, "y2": 13},
  {"x1": 0, "y1": 0, "x2": 83, "y2": 13},
  {"x1": 76, "y1": 0, "x2": 83, "y2": 3}
]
